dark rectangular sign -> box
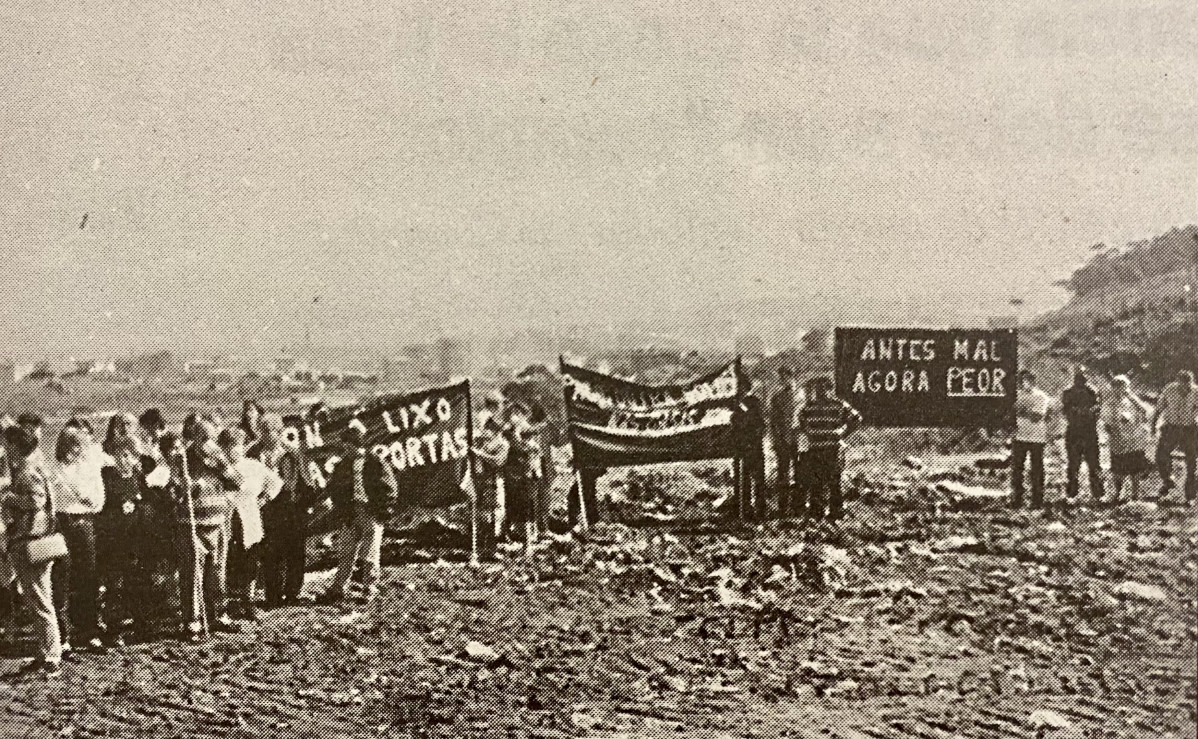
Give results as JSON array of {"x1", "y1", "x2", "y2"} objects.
[{"x1": 834, "y1": 328, "x2": 1017, "y2": 428}]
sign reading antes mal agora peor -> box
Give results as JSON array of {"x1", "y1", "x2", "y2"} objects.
[{"x1": 834, "y1": 328, "x2": 1018, "y2": 428}]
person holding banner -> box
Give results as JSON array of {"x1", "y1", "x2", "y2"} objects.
[
  {"x1": 733, "y1": 380, "x2": 767, "y2": 521},
  {"x1": 471, "y1": 412, "x2": 509, "y2": 561},
  {"x1": 770, "y1": 367, "x2": 800, "y2": 517},
  {"x1": 319, "y1": 426, "x2": 397, "y2": 604},
  {"x1": 797, "y1": 376, "x2": 862, "y2": 522}
]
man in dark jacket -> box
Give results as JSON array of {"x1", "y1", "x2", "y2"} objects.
[
  {"x1": 733, "y1": 380, "x2": 767, "y2": 521},
  {"x1": 319, "y1": 427, "x2": 397, "y2": 603},
  {"x1": 1062, "y1": 367, "x2": 1104, "y2": 503},
  {"x1": 770, "y1": 366, "x2": 799, "y2": 517}
]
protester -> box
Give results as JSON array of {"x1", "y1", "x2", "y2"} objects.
[
  {"x1": 51, "y1": 426, "x2": 111, "y2": 652},
  {"x1": 770, "y1": 366, "x2": 800, "y2": 517},
  {"x1": 319, "y1": 426, "x2": 397, "y2": 604},
  {"x1": 470, "y1": 412, "x2": 509, "y2": 560},
  {"x1": 1011, "y1": 369, "x2": 1052, "y2": 510},
  {"x1": 501, "y1": 403, "x2": 538, "y2": 550},
  {"x1": 1061, "y1": 367, "x2": 1104, "y2": 503},
  {"x1": 797, "y1": 376, "x2": 862, "y2": 522},
  {"x1": 733, "y1": 379, "x2": 767, "y2": 521},
  {"x1": 1101, "y1": 375, "x2": 1154, "y2": 503},
  {"x1": 249, "y1": 414, "x2": 306, "y2": 608},
  {"x1": 526, "y1": 401, "x2": 553, "y2": 539},
  {"x1": 97, "y1": 436, "x2": 153, "y2": 644},
  {"x1": 3, "y1": 424, "x2": 63, "y2": 676},
  {"x1": 102, "y1": 412, "x2": 141, "y2": 457},
  {"x1": 163, "y1": 424, "x2": 239, "y2": 640},
  {"x1": 1152, "y1": 370, "x2": 1198, "y2": 503},
  {"x1": 219, "y1": 427, "x2": 282, "y2": 622},
  {"x1": 239, "y1": 401, "x2": 265, "y2": 445}
]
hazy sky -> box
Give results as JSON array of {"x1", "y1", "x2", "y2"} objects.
[{"x1": 1, "y1": 0, "x2": 1194, "y2": 355}]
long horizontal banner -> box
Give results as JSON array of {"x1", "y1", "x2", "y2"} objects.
[
  {"x1": 834, "y1": 328, "x2": 1017, "y2": 428},
  {"x1": 281, "y1": 380, "x2": 472, "y2": 509},
  {"x1": 562, "y1": 360, "x2": 742, "y2": 468}
]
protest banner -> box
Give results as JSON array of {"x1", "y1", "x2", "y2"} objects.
[
  {"x1": 281, "y1": 380, "x2": 473, "y2": 510},
  {"x1": 834, "y1": 328, "x2": 1017, "y2": 428},
  {"x1": 561, "y1": 360, "x2": 744, "y2": 468}
]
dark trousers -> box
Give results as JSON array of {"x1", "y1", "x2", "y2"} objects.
[
  {"x1": 1011, "y1": 440, "x2": 1045, "y2": 508},
  {"x1": 773, "y1": 438, "x2": 798, "y2": 516},
  {"x1": 1065, "y1": 433, "x2": 1104, "y2": 500},
  {"x1": 95, "y1": 515, "x2": 149, "y2": 632},
  {"x1": 567, "y1": 470, "x2": 600, "y2": 529},
  {"x1": 1156, "y1": 425, "x2": 1197, "y2": 500},
  {"x1": 227, "y1": 512, "x2": 262, "y2": 610},
  {"x1": 806, "y1": 447, "x2": 844, "y2": 520},
  {"x1": 261, "y1": 504, "x2": 306, "y2": 606},
  {"x1": 52, "y1": 513, "x2": 100, "y2": 644},
  {"x1": 475, "y1": 477, "x2": 499, "y2": 561},
  {"x1": 736, "y1": 452, "x2": 766, "y2": 521}
]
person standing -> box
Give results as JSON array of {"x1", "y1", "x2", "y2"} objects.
[
  {"x1": 1152, "y1": 370, "x2": 1198, "y2": 503},
  {"x1": 1101, "y1": 375, "x2": 1154, "y2": 503},
  {"x1": 770, "y1": 367, "x2": 800, "y2": 517},
  {"x1": 51, "y1": 426, "x2": 111, "y2": 652},
  {"x1": 219, "y1": 428, "x2": 282, "y2": 622},
  {"x1": 97, "y1": 437, "x2": 153, "y2": 644},
  {"x1": 797, "y1": 376, "x2": 862, "y2": 522},
  {"x1": 3, "y1": 424, "x2": 63, "y2": 676},
  {"x1": 239, "y1": 401, "x2": 264, "y2": 446},
  {"x1": 501, "y1": 404, "x2": 538, "y2": 551},
  {"x1": 319, "y1": 427, "x2": 397, "y2": 603},
  {"x1": 163, "y1": 425, "x2": 240, "y2": 640},
  {"x1": 733, "y1": 380, "x2": 767, "y2": 521},
  {"x1": 249, "y1": 414, "x2": 306, "y2": 608},
  {"x1": 1061, "y1": 367, "x2": 1104, "y2": 503},
  {"x1": 1011, "y1": 370, "x2": 1052, "y2": 510},
  {"x1": 470, "y1": 413, "x2": 509, "y2": 561}
]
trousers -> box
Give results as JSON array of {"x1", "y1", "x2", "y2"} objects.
[
  {"x1": 328, "y1": 504, "x2": 383, "y2": 595},
  {"x1": 178, "y1": 523, "x2": 227, "y2": 627},
  {"x1": 1156, "y1": 425, "x2": 1197, "y2": 500},
  {"x1": 52, "y1": 513, "x2": 99, "y2": 644},
  {"x1": 1011, "y1": 440, "x2": 1045, "y2": 508},
  {"x1": 805, "y1": 447, "x2": 844, "y2": 520},
  {"x1": 14, "y1": 558, "x2": 61, "y2": 664},
  {"x1": 1065, "y1": 433, "x2": 1104, "y2": 500},
  {"x1": 261, "y1": 502, "x2": 306, "y2": 605}
]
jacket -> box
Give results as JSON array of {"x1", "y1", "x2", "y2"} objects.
[
  {"x1": 6, "y1": 457, "x2": 55, "y2": 543},
  {"x1": 769, "y1": 384, "x2": 798, "y2": 443},
  {"x1": 326, "y1": 451, "x2": 398, "y2": 521}
]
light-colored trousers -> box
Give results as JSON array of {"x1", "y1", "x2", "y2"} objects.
[
  {"x1": 14, "y1": 557, "x2": 62, "y2": 664},
  {"x1": 328, "y1": 505, "x2": 383, "y2": 595}
]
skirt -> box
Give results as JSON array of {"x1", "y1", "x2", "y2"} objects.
[{"x1": 1111, "y1": 450, "x2": 1151, "y2": 477}]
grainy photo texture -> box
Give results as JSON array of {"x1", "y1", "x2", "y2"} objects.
[{"x1": 0, "y1": 1, "x2": 1195, "y2": 737}]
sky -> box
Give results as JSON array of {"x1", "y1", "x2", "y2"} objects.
[{"x1": 1, "y1": 0, "x2": 1195, "y2": 356}]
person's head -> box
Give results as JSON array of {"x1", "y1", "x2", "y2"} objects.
[
  {"x1": 139, "y1": 408, "x2": 167, "y2": 441},
  {"x1": 507, "y1": 402, "x2": 531, "y2": 432},
  {"x1": 1111, "y1": 375, "x2": 1132, "y2": 395},
  {"x1": 1018, "y1": 369, "x2": 1036, "y2": 390},
  {"x1": 16, "y1": 413, "x2": 44, "y2": 440},
  {"x1": 217, "y1": 427, "x2": 248, "y2": 462},
  {"x1": 259, "y1": 413, "x2": 285, "y2": 445},
  {"x1": 1073, "y1": 366, "x2": 1088, "y2": 386},
  {"x1": 242, "y1": 400, "x2": 263, "y2": 422},
  {"x1": 65, "y1": 416, "x2": 95, "y2": 440},
  {"x1": 308, "y1": 402, "x2": 329, "y2": 424},
  {"x1": 105, "y1": 412, "x2": 138, "y2": 445},
  {"x1": 778, "y1": 366, "x2": 794, "y2": 382},
  {"x1": 55, "y1": 426, "x2": 89, "y2": 464},
  {"x1": 109, "y1": 436, "x2": 141, "y2": 477},
  {"x1": 1178, "y1": 370, "x2": 1195, "y2": 387},
  {"x1": 810, "y1": 376, "x2": 833, "y2": 399},
  {"x1": 4, "y1": 425, "x2": 39, "y2": 461},
  {"x1": 484, "y1": 391, "x2": 504, "y2": 411},
  {"x1": 342, "y1": 425, "x2": 366, "y2": 451}
]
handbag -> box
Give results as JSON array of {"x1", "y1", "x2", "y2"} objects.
[{"x1": 11, "y1": 476, "x2": 68, "y2": 567}]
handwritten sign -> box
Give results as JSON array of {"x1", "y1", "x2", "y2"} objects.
[{"x1": 834, "y1": 328, "x2": 1017, "y2": 428}]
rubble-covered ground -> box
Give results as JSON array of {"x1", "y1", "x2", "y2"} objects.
[{"x1": 0, "y1": 452, "x2": 1194, "y2": 739}]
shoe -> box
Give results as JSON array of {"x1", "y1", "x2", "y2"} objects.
[
  {"x1": 60, "y1": 642, "x2": 72, "y2": 654},
  {"x1": 211, "y1": 614, "x2": 238, "y2": 634},
  {"x1": 315, "y1": 590, "x2": 345, "y2": 606},
  {"x1": 184, "y1": 621, "x2": 204, "y2": 642},
  {"x1": 85, "y1": 637, "x2": 105, "y2": 651},
  {"x1": 243, "y1": 607, "x2": 263, "y2": 624},
  {"x1": 41, "y1": 661, "x2": 62, "y2": 678}
]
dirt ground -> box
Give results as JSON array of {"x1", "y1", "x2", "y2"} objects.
[{"x1": 0, "y1": 454, "x2": 1194, "y2": 739}]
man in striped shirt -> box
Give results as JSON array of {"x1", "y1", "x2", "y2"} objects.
[{"x1": 797, "y1": 376, "x2": 862, "y2": 522}]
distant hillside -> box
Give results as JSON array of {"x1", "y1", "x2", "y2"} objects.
[{"x1": 1027, "y1": 225, "x2": 1198, "y2": 391}]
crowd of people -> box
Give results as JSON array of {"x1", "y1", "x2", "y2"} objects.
[
  {"x1": 0, "y1": 391, "x2": 560, "y2": 680},
  {"x1": 0, "y1": 364, "x2": 1194, "y2": 680}
]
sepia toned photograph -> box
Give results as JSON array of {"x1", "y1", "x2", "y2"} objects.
[{"x1": 0, "y1": 1, "x2": 1195, "y2": 737}]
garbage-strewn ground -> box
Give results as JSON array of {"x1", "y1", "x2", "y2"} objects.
[{"x1": 0, "y1": 452, "x2": 1194, "y2": 739}]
